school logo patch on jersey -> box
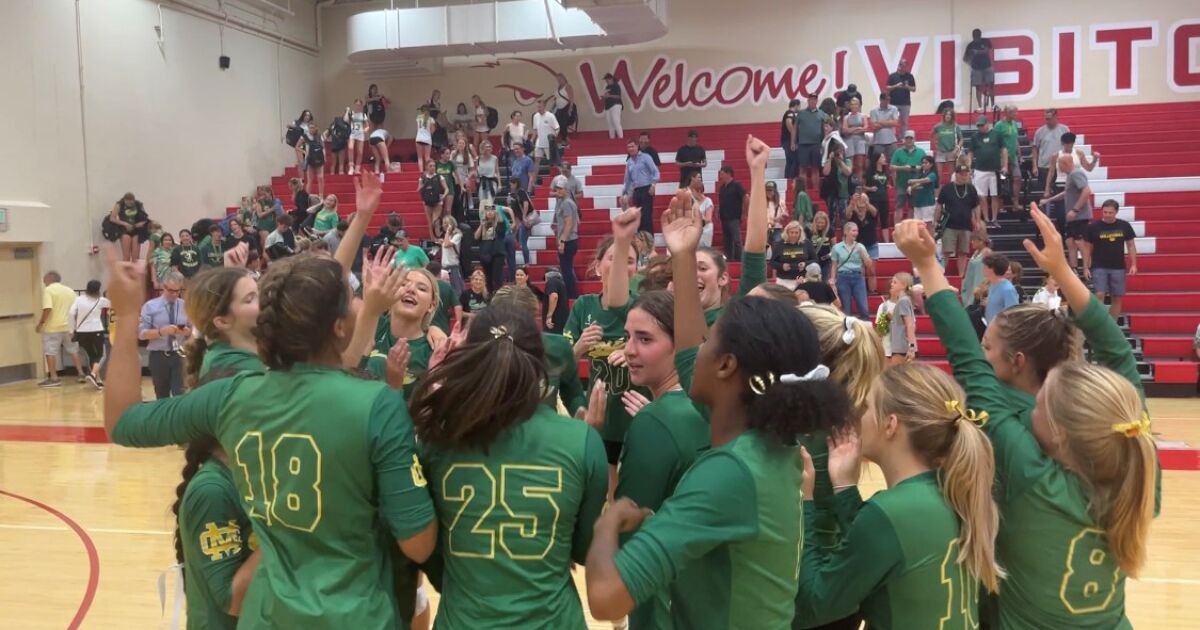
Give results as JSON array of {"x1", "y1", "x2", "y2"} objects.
[{"x1": 199, "y1": 520, "x2": 243, "y2": 562}]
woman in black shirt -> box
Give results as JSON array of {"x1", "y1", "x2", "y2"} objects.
[
  {"x1": 770, "y1": 221, "x2": 815, "y2": 290},
  {"x1": 806, "y1": 210, "x2": 835, "y2": 280},
  {"x1": 864, "y1": 150, "x2": 892, "y2": 241},
  {"x1": 460, "y1": 269, "x2": 490, "y2": 318},
  {"x1": 602, "y1": 73, "x2": 623, "y2": 139}
]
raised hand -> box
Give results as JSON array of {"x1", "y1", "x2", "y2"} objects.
[
  {"x1": 355, "y1": 169, "x2": 384, "y2": 220},
  {"x1": 1021, "y1": 203, "x2": 1070, "y2": 277},
  {"x1": 826, "y1": 430, "x2": 862, "y2": 490},
  {"x1": 893, "y1": 219, "x2": 938, "y2": 266},
  {"x1": 583, "y1": 379, "x2": 608, "y2": 431},
  {"x1": 103, "y1": 243, "x2": 147, "y2": 316},
  {"x1": 607, "y1": 348, "x2": 627, "y2": 368},
  {"x1": 611, "y1": 206, "x2": 641, "y2": 242},
  {"x1": 745, "y1": 135, "x2": 771, "y2": 173},
  {"x1": 384, "y1": 339, "x2": 411, "y2": 391},
  {"x1": 224, "y1": 241, "x2": 250, "y2": 268},
  {"x1": 362, "y1": 261, "x2": 405, "y2": 318},
  {"x1": 661, "y1": 195, "x2": 702, "y2": 256},
  {"x1": 429, "y1": 318, "x2": 468, "y2": 371},
  {"x1": 574, "y1": 323, "x2": 604, "y2": 358}
]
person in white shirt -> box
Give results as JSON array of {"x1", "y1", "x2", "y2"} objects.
[
  {"x1": 1032, "y1": 277, "x2": 1064, "y2": 311},
  {"x1": 531, "y1": 99, "x2": 560, "y2": 190},
  {"x1": 68, "y1": 280, "x2": 109, "y2": 389},
  {"x1": 440, "y1": 217, "x2": 465, "y2": 294}
]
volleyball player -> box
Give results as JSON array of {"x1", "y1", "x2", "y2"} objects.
[
  {"x1": 795, "y1": 363, "x2": 1003, "y2": 626},
  {"x1": 409, "y1": 302, "x2": 608, "y2": 628},
  {"x1": 489, "y1": 285, "x2": 587, "y2": 415},
  {"x1": 104, "y1": 243, "x2": 437, "y2": 628},
  {"x1": 901, "y1": 211, "x2": 1156, "y2": 629},
  {"x1": 182, "y1": 266, "x2": 263, "y2": 386}
]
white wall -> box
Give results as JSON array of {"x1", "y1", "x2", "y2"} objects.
[{"x1": 0, "y1": 0, "x2": 323, "y2": 287}]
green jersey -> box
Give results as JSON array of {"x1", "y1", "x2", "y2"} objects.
[
  {"x1": 179, "y1": 458, "x2": 255, "y2": 630},
  {"x1": 437, "y1": 160, "x2": 458, "y2": 196},
  {"x1": 993, "y1": 119, "x2": 1021, "y2": 163},
  {"x1": 421, "y1": 406, "x2": 608, "y2": 629},
  {"x1": 616, "y1": 389, "x2": 710, "y2": 630},
  {"x1": 614, "y1": 429, "x2": 803, "y2": 630},
  {"x1": 199, "y1": 241, "x2": 224, "y2": 268},
  {"x1": 543, "y1": 332, "x2": 586, "y2": 415},
  {"x1": 112, "y1": 366, "x2": 435, "y2": 629},
  {"x1": 795, "y1": 472, "x2": 977, "y2": 629},
  {"x1": 891, "y1": 147, "x2": 926, "y2": 189},
  {"x1": 364, "y1": 336, "x2": 434, "y2": 399},
  {"x1": 563, "y1": 294, "x2": 641, "y2": 445},
  {"x1": 431, "y1": 280, "x2": 459, "y2": 334},
  {"x1": 968, "y1": 128, "x2": 1006, "y2": 171},
  {"x1": 199, "y1": 342, "x2": 264, "y2": 380},
  {"x1": 926, "y1": 290, "x2": 1147, "y2": 630},
  {"x1": 151, "y1": 247, "x2": 174, "y2": 283}
]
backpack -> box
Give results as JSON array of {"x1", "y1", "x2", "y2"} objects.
[
  {"x1": 100, "y1": 215, "x2": 122, "y2": 242},
  {"x1": 329, "y1": 117, "x2": 351, "y2": 146},
  {"x1": 285, "y1": 125, "x2": 304, "y2": 147},
  {"x1": 486, "y1": 107, "x2": 499, "y2": 131},
  {"x1": 420, "y1": 176, "x2": 443, "y2": 207}
]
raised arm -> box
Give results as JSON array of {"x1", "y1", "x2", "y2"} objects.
[
  {"x1": 664, "y1": 191, "x2": 706, "y2": 351},
  {"x1": 343, "y1": 247, "x2": 402, "y2": 368},
  {"x1": 335, "y1": 172, "x2": 382, "y2": 274},
  {"x1": 603, "y1": 207, "x2": 640, "y2": 309},
  {"x1": 743, "y1": 135, "x2": 771, "y2": 254}
]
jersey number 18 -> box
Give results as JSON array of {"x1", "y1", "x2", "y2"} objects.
[{"x1": 235, "y1": 431, "x2": 324, "y2": 533}]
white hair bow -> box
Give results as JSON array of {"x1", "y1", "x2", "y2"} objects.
[
  {"x1": 842, "y1": 316, "x2": 858, "y2": 345},
  {"x1": 780, "y1": 365, "x2": 831, "y2": 383}
]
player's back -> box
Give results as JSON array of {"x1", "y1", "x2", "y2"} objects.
[
  {"x1": 422, "y1": 406, "x2": 607, "y2": 630},
  {"x1": 216, "y1": 367, "x2": 422, "y2": 630}
]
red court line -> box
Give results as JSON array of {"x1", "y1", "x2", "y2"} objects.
[
  {"x1": 0, "y1": 425, "x2": 109, "y2": 443},
  {"x1": 0, "y1": 490, "x2": 100, "y2": 629}
]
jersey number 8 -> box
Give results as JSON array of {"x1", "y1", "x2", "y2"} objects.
[
  {"x1": 235, "y1": 432, "x2": 323, "y2": 533},
  {"x1": 442, "y1": 463, "x2": 563, "y2": 561},
  {"x1": 1060, "y1": 528, "x2": 1120, "y2": 614}
]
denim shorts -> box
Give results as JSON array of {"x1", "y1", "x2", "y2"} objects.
[{"x1": 1091, "y1": 267, "x2": 1127, "y2": 297}]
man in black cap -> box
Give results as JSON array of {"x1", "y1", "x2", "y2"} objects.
[{"x1": 674, "y1": 130, "x2": 708, "y2": 188}]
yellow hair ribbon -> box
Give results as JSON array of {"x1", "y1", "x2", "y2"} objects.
[
  {"x1": 1112, "y1": 413, "x2": 1152, "y2": 438},
  {"x1": 945, "y1": 400, "x2": 989, "y2": 427}
]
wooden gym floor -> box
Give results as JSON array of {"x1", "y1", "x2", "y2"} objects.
[{"x1": 0, "y1": 379, "x2": 1197, "y2": 629}]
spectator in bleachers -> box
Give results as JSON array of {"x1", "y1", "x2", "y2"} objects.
[
  {"x1": 967, "y1": 116, "x2": 1008, "y2": 229},
  {"x1": 452, "y1": 102, "x2": 473, "y2": 132},
  {"x1": 865, "y1": 151, "x2": 892, "y2": 242},
  {"x1": 553, "y1": 73, "x2": 576, "y2": 146},
  {"x1": 138, "y1": 271, "x2": 190, "y2": 399},
  {"x1": 433, "y1": 145, "x2": 459, "y2": 223},
  {"x1": 149, "y1": 233, "x2": 176, "y2": 290},
  {"x1": 982, "y1": 252, "x2": 1019, "y2": 322},
  {"x1": 637, "y1": 131, "x2": 662, "y2": 167},
  {"x1": 808, "y1": 210, "x2": 834, "y2": 280},
  {"x1": 543, "y1": 266, "x2": 567, "y2": 332},
  {"x1": 503, "y1": 111, "x2": 526, "y2": 165},
  {"x1": 1046, "y1": 132, "x2": 1099, "y2": 200},
  {"x1": 36, "y1": 271, "x2": 83, "y2": 388},
  {"x1": 964, "y1": 29, "x2": 995, "y2": 110},
  {"x1": 555, "y1": 162, "x2": 584, "y2": 203},
  {"x1": 1031, "y1": 108, "x2": 1068, "y2": 192},
  {"x1": 841, "y1": 98, "x2": 869, "y2": 177},
  {"x1": 1083, "y1": 199, "x2": 1138, "y2": 320},
  {"x1": 675, "y1": 130, "x2": 708, "y2": 188},
  {"x1": 829, "y1": 221, "x2": 873, "y2": 319},
  {"x1": 602, "y1": 73, "x2": 624, "y2": 139},
  {"x1": 836, "y1": 84, "x2": 863, "y2": 116},
  {"x1": 469, "y1": 95, "x2": 490, "y2": 153},
  {"x1": 782, "y1": 99, "x2": 803, "y2": 194},
  {"x1": 309, "y1": 194, "x2": 340, "y2": 238},
  {"x1": 887, "y1": 272, "x2": 917, "y2": 365},
  {"x1": 687, "y1": 172, "x2": 715, "y2": 248},
  {"x1": 253, "y1": 187, "x2": 278, "y2": 249},
  {"x1": 393, "y1": 229, "x2": 431, "y2": 272},
  {"x1": 869, "y1": 93, "x2": 900, "y2": 160},
  {"x1": 1042, "y1": 153, "x2": 1094, "y2": 273},
  {"x1": 1008, "y1": 261, "x2": 1028, "y2": 302},
  {"x1": 796, "y1": 262, "x2": 839, "y2": 306},
  {"x1": 347, "y1": 99, "x2": 368, "y2": 175},
  {"x1": 509, "y1": 142, "x2": 534, "y2": 193},
  {"x1": 460, "y1": 269, "x2": 490, "y2": 316},
  {"x1": 846, "y1": 187, "x2": 881, "y2": 262},
  {"x1": 415, "y1": 105, "x2": 435, "y2": 172},
  {"x1": 886, "y1": 59, "x2": 917, "y2": 137},
  {"x1": 771, "y1": 221, "x2": 814, "y2": 290},
  {"x1": 286, "y1": 109, "x2": 314, "y2": 177},
  {"x1": 622, "y1": 139, "x2": 660, "y2": 235},
  {"x1": 931, "y1": 108, "x2": 963, "y2": 188},
  {"x1": 935, "y1": 164, "x2": 981, "y2": 278},
  {"x1": 366, "y1": 83, "x2": 389, "y2": 127},
  {"x1": 439, "y1": 217, "x2": 464, "y2": 294},
  {"x1": 222, "y1": 219, "x2": 258, "y2": 256},
  {"x1": 171, "y1": 230, "x2": 201, "y2": 279},
  {"x1": 297, "y1": 122, "x2": 327, "y2": 199},
  {"x1": 451, "y1": 137, "x2": 477, "y2": 217},
  {"x1": 265, "y1": 214, "x2": 296, "y2": 260},
  {"x1": 368, "y1": 124, "x2": 393, "y2": 175},
  {"x1": 795, "y1": 94, "x2": 829, "y2": 198},
  {"x1": 419, "y1": 158, "x2": 449, "y2": 239},
  {"x1": 993, "y1": 106, "x2": 1024, "y2": 215},
  {"x1": 532, "y1": 99, "x2": 560, "y2": 187},
  {"x1": 476, "y1": 140, "x2": 500, "y2": 203},
  {"x1": 553, "y1": 180, "x2": 581, "y2": 298},
  {"x1": 323, "y1": 220, "x2": 349, "y2": 254},
  {"x1": 1032, "y1": 276, "x2": 1064, "y2": 311},
  {"x1": 475, "y1": 206, "x2": 508, "y2": 293},
  {"x1": 766, "y1": 180, "x2": 787, "y2": 250},
  {"x1": 510, "y1": 179, "x2": 536, "y2": 274},
  {"x1": 820, "y1": 142, "x2": 852, "y2": 228},
  {"x1": 891, "y1": 130, "x2": 925, "y2": 225},
  {"x1": 109, "y1": 193, "x2": 150, "y2": 263},
  {"x1": 199, "y1": 225, "x2": 225, "y2": 269},
  {"x1": 907, "y1": 156, "x2": 940, "y2": 232},
  {"x1": 960, "y1": 232, "x2": 992, "y2": 306},
  {"x1": 717, "y1": 165, "x2": 748, "y2": 261},
  {"x1": 287, "y1": 177, "x2": 311, "y2": 229}
]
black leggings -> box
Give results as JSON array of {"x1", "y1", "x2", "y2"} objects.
[
  {"x1": 485, "y1": 255, "x2": 506, "y2": 294},
  {"x1": 74, "y1": 332, "x2": 105, "y2": 368}
]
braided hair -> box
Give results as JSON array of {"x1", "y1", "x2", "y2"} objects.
[{"x1": 255, "y1": 255, "x2": 350, "y2": 369}]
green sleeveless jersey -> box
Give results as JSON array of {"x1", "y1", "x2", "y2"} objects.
[
  {"x1": 615, "y1": 429, "x2": 803, "y2": 630},
  {"x1": 927, "y1": 290, "x2": 1152, "y2": 629},
  {"x1": 113, "y1": 365, "x2": 435, "y2": 629},
  {"x1": 796, "y1": 472, "x2": 979, "y2": 628},
  {"x1": 420, "y1": 406, "x2": 608, "y2": 629},
  {"x1": 179, "y1": 458, "x2": 254, "y2": 630}
]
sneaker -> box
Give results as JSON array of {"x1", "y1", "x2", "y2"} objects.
[
  {"x1": 77, "y1": 375, "x2": 87, "y2": 383},
  {"x1": 85, "y1": 374, "x2": 101, "y2": 390},
  {"x1": 37, "y1": 378, "x2": 62, "y2": 388}
]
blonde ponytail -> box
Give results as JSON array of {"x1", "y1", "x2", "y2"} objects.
[
  {"x1": 874, "y1": 364, "x2": 1005, "y2": 593},
  {"x1": 799, "y1": 303, "x2": 884, "y2": 419},
  {"x1": 1043, "y1": 362, "x2": 1155, "y2": 576}
]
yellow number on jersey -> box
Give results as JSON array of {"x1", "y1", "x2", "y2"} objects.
[
  {"x1": 939, "y1": 538, "x2": 979, "y2": 629},
  {"x1": 1060, "y1": 528, "x2": 1120, "y2": 614},
  {"x1": 442, "y1": 463, "x2": 563, "y2": 561},
  {"x1": 234, "y1": 431, "x2": 324, "y2": 533}
]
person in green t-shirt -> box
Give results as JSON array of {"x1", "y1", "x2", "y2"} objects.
[
  {"x1": 408, "y1": 302, "x2": 608, "y2": 629},
  {"x1": 898, "y1": 212, "x2": 1158, "y2": 630},
  {"x1": 180, "y1": 267, "x2": 264, "y2": 389},
  {"x1": 586, "y1": 136, "x2": 851, "y2": 630},
  {"x1": 311, "y1": 195, "x2": 341, "y2": 236},
  {"x1": 791, "y1": 303, "x2": 884, "y2": 629},
  {"x1": 889, "y1": 132, "x2": 926, "y2": 224},
  {"x1": 103, "y1": 253, "x2": 437, "y2": 629},
  {"x1": 613, "y1": 289, "x2": 710, "y2": 629},
  {"x1": 362, "y1": 267, "x2": 442, "y2": 399},
  {"x1": 426, "y1": 261, "x2": 461, "y2": 335},
  {"x1": 992, "y1": 106, "x2": 1024, "y2": 213},
  {"x1": 966, "y1": 116, "x2": 1009, "y2": 228},
  {"x1": 930, "y1": 108, "x2": 963, "y2": 185},
  {"x1": 199, "y1": 225, "x2": 226, "y2": 269},
  {"x1": 904, "y1": 155, "x2": 939, "y2": 229},
  {"x1": 150, "y1": 232, "x2": 176, "y2": 289},
  {"x1": 795, "y1": 361, "x2": 1003, "y2": 628},
  {"x1": 490, "y1": 285, "x2": 586, "y2": 416}
]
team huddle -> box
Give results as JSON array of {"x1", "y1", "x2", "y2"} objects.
[{"x1": 100, "y1": 136, "x2": 1157, "y2": 630}]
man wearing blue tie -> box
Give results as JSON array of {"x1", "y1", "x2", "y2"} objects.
[
  {"x1": 138, "y1": 272, "x2": 192, "y2": 398},
  {"x1": 621, "y1": 139, "x2": 660, "y2": 234}
]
